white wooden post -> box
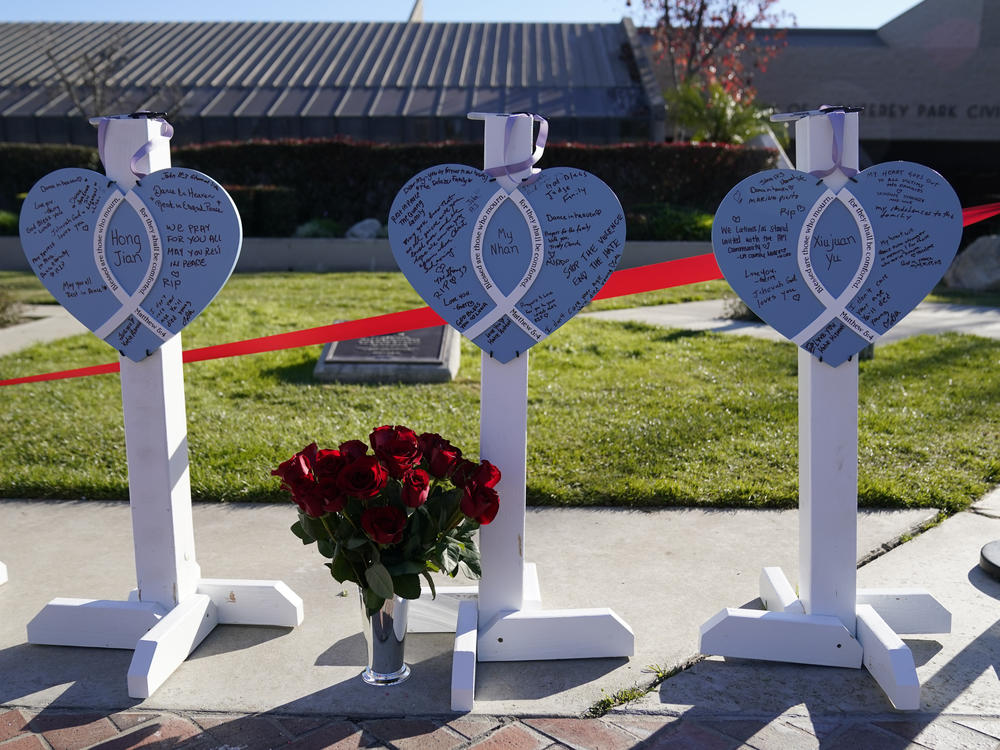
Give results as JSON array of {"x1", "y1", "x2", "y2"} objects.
[
  {"x1": 100, "y1": 118, "x2": 203, "y2": 608},
  {"x1": 795, "y1": 117, "x2": 860, "y2": 631},
  {"x1": 699, "y1": 111, "x2": 950, "y2": 711},
  {"x1": 475, "y1": 113, "x2": 535, "y2": 622},
  {"x1": 438, "y1": 113, "x2": 633, "y2": 712},
  {"x1": 0, "y1": 561, "x2": 7, "y2": 585},
  {"x1": 26, "y1": 115, "x2": 303, "y2": 700}
]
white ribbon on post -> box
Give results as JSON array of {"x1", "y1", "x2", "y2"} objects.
[
  {"x1": 92, "y1": 188, "x2": 171, "y2": 342},
  {"x1": 462, "y1": 186, "x2": 547, "y2": 344},
  {"x1": 792, "y1": 188, "x2": 879, "y2": 346}
]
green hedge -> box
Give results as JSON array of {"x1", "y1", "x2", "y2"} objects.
[
  {"x1": 0, "y1": 143, "x2": 102, "y2": 212},
  {"x1": 224, "y1": 185, "x2": 299, "y2": 237},
  {"x1": 171, "y1": 139, "x2": 776, "y2": 225},
  {"x1": 0, "y1": 138, "x2": 777, "y2": 231}
]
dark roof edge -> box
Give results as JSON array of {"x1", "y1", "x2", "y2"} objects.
[{"x1": 622, "y1": 17, "x2": 665, "y2": 122}]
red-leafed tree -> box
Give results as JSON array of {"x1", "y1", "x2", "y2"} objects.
[{"x1": 628, "y1": 0, "x2": 793, "y2": 102}]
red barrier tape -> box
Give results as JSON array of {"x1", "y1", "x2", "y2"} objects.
[
  {"x1": 963, "y1": 201, "x2": 1000, "y2": 227},
  {"x1": 0, "y1": 254, "x2": 722, "y2": 387},
  {"x1": 2, "y1": 200, "x2": 997, "y2": 388}
]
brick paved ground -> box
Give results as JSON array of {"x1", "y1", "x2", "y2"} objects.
[{"x1": 2, "y1": 708, "x2": 999, "y2": 749}]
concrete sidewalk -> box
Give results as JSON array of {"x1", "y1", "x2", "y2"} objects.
[
  {"x1": 583, "y1": 299, "x2": 1000, "y2": 343},
  {"x1": 0, "y1": 304, "x2": 87, "y2": 357},
  {"x1": 0, "y1": 497, "x2": 997, "y2": 748}
]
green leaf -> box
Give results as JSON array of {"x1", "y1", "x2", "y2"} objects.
[
  {"x1": 458, "y1": 558, "x2": 481, "y2": 579},
  {"x1": 421, "y1": 570, "x2": 437, "y2": 600},
  {"x1": 301, "y1": 514, "x2": 330, "y2": 541},
  {"x1": 290, "y1": 520, "x2": 312, "y2": 542},
  {"x1": 345, "y1": 535, "x2": 369, "y2": 550},
  {"x1": 458, "y1": 546, "x2": 481, "y2": 578},
  {"x1": 317, "y1": 538, "x2": 336, "y2": 559},
  {"x1": 330, "y1": 553, "x2": 358, "y2": 585},
  {"x1": 440, "y1": 544, "x2": 457, "y2": 576},
  {"x1": 386, "y1": 559, "x2": 426, "y2": 577},
  {"x1": 363, "y1": 587, "x2": 385, "y2": 616},
  {"x1": 365, "y1": 562, "x2": 394, "y2": 600},
  {"x1": 392, "y1": 573, "x2": 421, "y2": 600}
]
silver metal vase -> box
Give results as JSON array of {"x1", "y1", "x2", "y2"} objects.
[{"x1": 359, "y1": 590, "x2": 410, "y2": 686}]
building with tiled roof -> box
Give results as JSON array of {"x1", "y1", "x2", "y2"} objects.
[{"x1": 0, "y1": 17, "x2": 664, "y2": 144}]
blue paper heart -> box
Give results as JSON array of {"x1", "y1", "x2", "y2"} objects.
[
  {"x1": 712, "y1": 162, "x2": 962, "y2": 366},
  {"x1": 388, "y1": 165, "x2": 625, "y2": 363},
  {"x1": 19, "y1": 167, "x2": 242, "y2": 362}
]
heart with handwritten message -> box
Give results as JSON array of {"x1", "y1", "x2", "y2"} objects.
[
  {"x1": 19, "y1": 167, "x2": 241, "y2": 362},
  {"x1": 388, "y1": 165, "x2": 625, "y2": 363},
  {"x1": 712, "y1": 162, "x2": 962, "y2": 366}
]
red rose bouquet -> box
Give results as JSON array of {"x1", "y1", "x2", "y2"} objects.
[{"x1": 273, "y1": 425, "x2": 500, "y2": 615}]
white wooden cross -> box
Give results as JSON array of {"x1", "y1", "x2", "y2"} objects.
[
  {"x1": 699, "y1": 111, "x2": 951, "y2": 710},
  {"x1": 25, "y1": 115, "x2": 303, "y2": 699},
  {"x1": 408, "y1": 113, "x2": 634, "y2": 712}
]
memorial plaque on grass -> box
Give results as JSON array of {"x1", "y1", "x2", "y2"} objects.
[{"x1": 313, "y1": 324, "x2": 460, "y2": 383}]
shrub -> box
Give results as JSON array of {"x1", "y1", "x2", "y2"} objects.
[
  {"x1": 665, "y1": 79, "x2": 788, "y2": 146},
  {"x1": 293, "y1": 218, "x2": 345, "y2": 238},
  {"x1": 173, "y1": 137, "x2": 777, "y2": 224},
  {"x1": 0, "y1": 286, "x2": 22, "y2": 328},
  {"x1": 0, "y1": 143, "x2": 101, "y2": 211},
  {"x1": 224, "y1": 185, "x2": 298, "y2": 237},
  {"x1": 722, "y1": 294, "x2": 762, "y2": 322},
  {"x1": 625, "y1": 203, "x2": 713, "y2": 241},
  {"x1": 0, "y1": 138, "x2": 778, "y2": 234},
  {"x1": 0, "y1": 210, "x2": 18, "y2": 235}
]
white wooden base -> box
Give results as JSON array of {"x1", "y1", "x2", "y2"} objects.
[
  {"x1": 420, "y1": 560, "x2": 632, "y2": 706},
  {"x1": 477, "y1": 607, "x2": 634, "y2": 662},
  {"x1": 451, "y1": 599, "x2": 478, "y2": 712},
  {"x1": 700, "y1": 566, "x2": 950, "y2": 710},
  {"x1": 128, "y1": 593, "x2": 218, "y2": 699},
  {"x1": 27, "y1": 579, "x2": 303, "y2": 698},
  {"x1": 760, "y1": 566, "x2": 804, "y2": 614},
  {"x1": 409, "y1": 563, "x2": 542, "y2": 633},
  {"x1": 857, "y1": 604, "x2": 920, "y2": 710},
  {"x1": 700, "y1": 608, "x2": 863, "y2": 667},
  {"x1": 0, "y1": 560, "x2": 7, "y2": 585},
  {"x1": 196, "y1": 579, "x2": 303, "y2": 626},
  {"x1": 27, "y1": 598, "x2": 168, "y2": 648},
  {"x1": 409, "y1": 586, "x2": 479, "y2": 633},
  {"x1": 856, "y1": 588, "x2": 952, "y2": 634}
]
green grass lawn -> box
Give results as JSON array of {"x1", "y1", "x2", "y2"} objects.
[
  {"x1": 0, "y1": 271, "x2": 57, "y2": 306},
  {"x1": 0, "y1": 271, "x2": 998, "y2": 512}
]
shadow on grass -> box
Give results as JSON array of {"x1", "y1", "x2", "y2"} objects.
[
  {"x1": 650, "y1": 328, "x2": 710, "y2": 344},
  {"x1": 259, "y1": 358, "x2": 320, "y2": 385}
]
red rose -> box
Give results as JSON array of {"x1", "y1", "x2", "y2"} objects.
[
  {"x1": 336, "y1": 455, "x2": 388, "y2": 498},
  {"x1": 299, "y1": 442, "x2": 319, "y2": 467},
  {"x1": 361, "y1": 506, "x2": 407, "y2": 545},
  {"x1": 317, "y1": 475, "x2": 347, "y2": 513},
  {"x1": 370, "y1": 425, "x2": 421, "y2": 479},
  {"x1": 453, "y1": 459, "x2": 500, "y2": 489},
  {"x1": 314, "y1": 448, "x2": 348, "y2": 479},
  {"x1": 418, "y1": 432, "x2": 463, "y2": 479},
  {"x1": 460, "y1": 484, "x2": 500, "y2": 525},
  {"x1": 291, "y1": 483, "x2": 326, "y2": 518},
  {"x1": 471, "y1": 460, "x2": 501, "y2": 489},
  {"x1": 401, "y1": 468, "x2": 431, "y2": 508},
  {"x1": 449, "y1": 459, "x2": 477, "y2": 488},
  {"x1": 272, "y1": 451, "x2": 314, "y2": 492},
  {"x1": 339, "y1": 440, "x2": 369, "y2": 460}
]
